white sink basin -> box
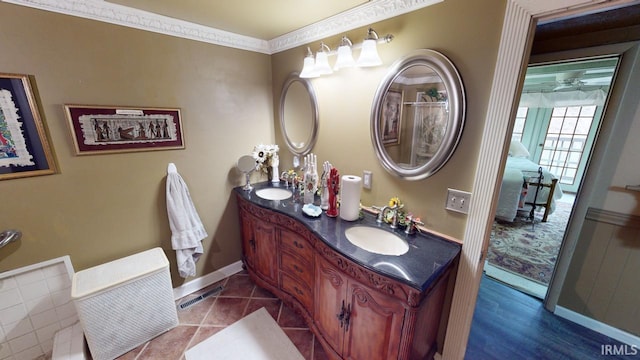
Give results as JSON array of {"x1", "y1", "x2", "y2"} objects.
[
  {"x1": 255, "y1": 188, "x2": 292, "y2": 201},
  {"x1": 344, "y1": 226, "x2": 409, "y2": 256}
]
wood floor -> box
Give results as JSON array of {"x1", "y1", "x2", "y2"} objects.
[{"x1": 466, "y1": 275, "x2": 637, "y2": 359}]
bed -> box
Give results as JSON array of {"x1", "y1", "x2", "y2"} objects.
[{"x1": 495, "y1": 142, "x2": 563, "y2": 222}]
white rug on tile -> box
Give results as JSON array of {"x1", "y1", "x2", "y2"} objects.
[{"x1": 185, "y1": 307, "x2": 304, "y2": 360}]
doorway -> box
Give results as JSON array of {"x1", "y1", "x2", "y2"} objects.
[{"x1": 485, "y1": 56, "x2": 619, "y2": 299}]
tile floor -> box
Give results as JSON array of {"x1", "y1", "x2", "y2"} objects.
[{"x1": 115, "y1": 271, "x2": 329, "y2": 360}]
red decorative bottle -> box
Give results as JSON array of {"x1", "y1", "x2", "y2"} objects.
[{"x1": 326, "y1": 167, "x2": 339, "y2": 217}]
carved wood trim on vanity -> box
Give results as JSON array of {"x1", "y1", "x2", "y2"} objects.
[{"x1": 315, "y1": 240, "x2": 425, "y2": 307}]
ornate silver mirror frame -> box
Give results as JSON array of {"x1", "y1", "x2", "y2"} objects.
[
  {"x1": 371, "y1": 49, "x2": 466, "y2": 180},
  {"x1": 279, "y1": 72, "x2": 319, "y2": 156}
]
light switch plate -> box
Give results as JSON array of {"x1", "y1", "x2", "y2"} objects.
[
  {"x1": 446, "y1": 188, "x2": 472, "y2": 214},
  {"x1": 363, "y1": 170, "x2": 372, "y2": 189}
]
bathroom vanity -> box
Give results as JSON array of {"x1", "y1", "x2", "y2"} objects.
[{"x1": 235, "y1": 183, "x2": 461, "y2": 360}]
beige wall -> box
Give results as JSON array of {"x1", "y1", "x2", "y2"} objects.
[
  {"x1": 273, "y1": 0, "x2": 506, "y2": 241},
  {"x1": 1, "y1": 0, "x2": 508, "y2": 286},
  {"x1": 0, "y1": 3, "x2": 274, "y2": 286}
]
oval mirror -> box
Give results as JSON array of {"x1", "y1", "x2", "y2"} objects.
[
  {"x1": 279, "y1": 72, "x2": 319, "y2": 156},
  {"x1": 371, "y1": 49, "x2": 465, "y2": 180}
]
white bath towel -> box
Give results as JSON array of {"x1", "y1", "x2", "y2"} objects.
[{"x1": 166, "y1": 163, "x2": 207, "y2": 278}]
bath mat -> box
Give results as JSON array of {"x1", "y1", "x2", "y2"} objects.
[{"x1": 185, "y1": 307, "x2": 304, "y2": 360}]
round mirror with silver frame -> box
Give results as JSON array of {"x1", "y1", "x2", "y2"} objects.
[
  {"x1": 279, "y1": 72, "x2": 319, "y2": 156},
  {"x1": 371, "y1": 49, "x2": 465, "y2": 180}
]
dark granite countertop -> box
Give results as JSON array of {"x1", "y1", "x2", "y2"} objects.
[{"x1": 234, "y1": 182, "x2": 461, "y2": 292}]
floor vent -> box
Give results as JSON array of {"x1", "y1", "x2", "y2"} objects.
[{"x1": 177, "y1": 285, "x2": 223, "y2": 310}]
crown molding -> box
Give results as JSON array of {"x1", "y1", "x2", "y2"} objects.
[
  {"x1": 268, "y1": 0, "x2": 443, "y2": 53},
  {"x1": 3, "y1": 0, "x2": 442, "y2": 54},
  {"x1": 2, "y1": 0, "x2": 272, "y2": 53}
]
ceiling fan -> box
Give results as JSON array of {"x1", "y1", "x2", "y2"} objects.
[{"x1": 553, "y1": 70, "x2": 585, "y2": 91}]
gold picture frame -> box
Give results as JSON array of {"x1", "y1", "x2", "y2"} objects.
[{"x1": 0, "y1": 73, "x2": 58, "y2": 180}]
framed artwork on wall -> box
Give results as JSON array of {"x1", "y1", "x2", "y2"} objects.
[
  {"x1": 0, "y1": 73, "x2": 58, "y2": 181},
  {"x1": 381, "y1": 88, "x2": 403, "y2": 145},
  {"x1": 64, "y1": 105, "x2": 184, "y2": 155}
]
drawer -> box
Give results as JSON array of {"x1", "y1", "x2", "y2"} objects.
[
  {"x1": 280, "y1": 229, "x2": 313, "y2": 262},
  {"x1": 281, "y1": 272, "x2": 313, "y2": 311},
  {"x1": 280, "y1": 251, "x2": 313, "y2": 288}
]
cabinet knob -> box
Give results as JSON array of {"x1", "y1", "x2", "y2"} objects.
[
  {"x1": 293, "y1": 264, "x2": 303, "y2": 273},
  {"x1": 293, "y1": 240, "x2": 304, "y2": 249},
  {"x1": 249, "y1": 239, "x2": 256, "y2": 250}
]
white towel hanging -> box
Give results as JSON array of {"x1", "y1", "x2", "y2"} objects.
[{"x1": 166, "y1": 163, "x2": 207, "y2": 278}]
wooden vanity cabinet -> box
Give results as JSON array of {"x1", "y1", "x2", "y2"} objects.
[
  {"x1": 315, "y1": 256, "x2": 406, "y2": 359},
  {"x1": 237, "y1": 195, "x2": 456, "y2": 360}
]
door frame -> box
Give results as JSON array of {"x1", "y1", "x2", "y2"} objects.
[{"x1": 441, "y1": 1, "x2": 639, "y2": 359}]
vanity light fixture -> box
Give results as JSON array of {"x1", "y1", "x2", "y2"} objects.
[
  {"x1": 300, "y1": 47, "x2": 319, "y2": 78},
  {"x1": 333, "y1": 36, "x2": 356, "y2": 70},
  {"x1": 357, "y1": 28, "x2": 384, "y2": 67},
  {"x1": 314, "y1": 42, "x2": 333, "y2": 75},
  {"x1": 299, "y1": 27, "x2": 394, "y2": 78}
]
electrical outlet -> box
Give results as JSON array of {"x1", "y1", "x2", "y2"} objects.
[
  {"x1": 446, "y1": 188, "x2": 472, "y2": 214},
  {"x1": 363, "y1": 170, "x2": 372, "y2": 189}
]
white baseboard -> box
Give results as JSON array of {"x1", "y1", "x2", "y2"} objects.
[
  {"x1": 172, "y1": 260, "x2": 244, "y2": 300},
  {"x1": 554, "y1": 306, "x2": 640, "y2": 348}
]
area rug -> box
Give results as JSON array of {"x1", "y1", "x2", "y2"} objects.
[
  {"x1": 486, "y1": 199, "x2": 572, "y2": 285},
  {"x1": 185, "y1": 307, "x2": 304, "y2": 360}
]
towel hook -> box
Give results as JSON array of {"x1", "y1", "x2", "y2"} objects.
[{"x1": 0, "y1": 229, "x2": 22, "y2": 249}]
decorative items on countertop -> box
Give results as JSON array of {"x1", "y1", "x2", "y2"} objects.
[
  {"x1": 381, "y1": 196, "x2": 424, "y2": 233},
  {"x1": 326, "y1": 167, "x2": 340, "y2": 217},
  {"x1": 252, "y1": 144, "x2": 279, "y2": 183},
  {"x1": 302, "y1": 203, "x2": 322, "y2": 218},
  {"x1": 303, "y1": 153, "x2": 318, "y2": 205},
  {"x1": 320, "y1": 161, "x2": 331, "y2": 210},
  {"x1": 237, "y1": 155, "x2": 257, "y2": 191}
]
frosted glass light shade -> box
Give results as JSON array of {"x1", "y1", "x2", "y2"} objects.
[
  {"x1": 334, "y1": 45, "x2": 356, "y2": 70},
  {"x1": 300, "y1": 56, "x2": 318, "y2": 78},
  {"x1": 357, "y1": 39, "x2": 382, "y2": 67},
  {"x1": 314, "y1": 51, "x2": 333, "y2": 75}
]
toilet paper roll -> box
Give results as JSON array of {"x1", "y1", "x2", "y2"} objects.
[{"x1": 340, "y1": 175, "x2": 362, "y2": 221}]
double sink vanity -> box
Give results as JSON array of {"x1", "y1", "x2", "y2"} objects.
[
  {"x1": 249, "y1": 47, "x2": 467, "y2": 359},
  {"x1": 235, "y1": 182, "x2": 461, "y2": 359}
]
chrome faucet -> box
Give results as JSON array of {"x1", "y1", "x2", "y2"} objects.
[
  {"x1": 384, "y1": 204, "x2": 403, "y2": 229},
  {"x1": 373, "y1": 204, "x2": 403, "y2": 229}
]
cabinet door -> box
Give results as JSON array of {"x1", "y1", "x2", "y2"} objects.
[
  {"x1": 315, "y1": 257, "x2": 347, "y2": 356},
  {"x1": 239, "y1": 209, "x2": 256, "y2": 269},
  {"x1": 342, "y1": 282, "x2": 406, "y2": 360},
  {"x1": 254, "y1": 218, "x2": 278, "y2": 284}
]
